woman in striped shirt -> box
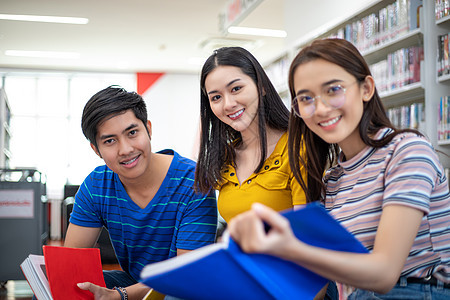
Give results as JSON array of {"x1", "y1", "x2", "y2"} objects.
[{"x1": 228, "y1": 38, "x2": 449, "y2": 299}]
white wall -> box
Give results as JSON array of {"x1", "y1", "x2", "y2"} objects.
[
  {"x1": 143, "y1": 73, "x2": 201, "y2": 161},
  {"x1": 2, "y1": 71, "x2": 136, "y2": 199}
]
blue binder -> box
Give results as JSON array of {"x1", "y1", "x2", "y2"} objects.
[{"x1": 140, "y1": 203, "x2": 368, "y2": 300}]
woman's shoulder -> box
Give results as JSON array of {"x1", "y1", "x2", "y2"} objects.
[
  {"x1": 389, "y1": 130, "x2": 433, "y2": 151},
  {"x1": 216, "y1": 163, "x2": 236, "y2": 188},
  {"x1": 375, "y1": 128, "x2": 431, "y2": 149},
  {"x1": 379, "y1": 130, "x2": 443, "y2": 169},
  {"x1": 270, "y1": 131, "x2": 288, "y2": 155}
]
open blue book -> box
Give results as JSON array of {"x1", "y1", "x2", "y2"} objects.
[{"x1": 140, "y1": 203, "x2": 368, "y2": 299}]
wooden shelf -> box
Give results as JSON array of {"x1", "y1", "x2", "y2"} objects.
[
  {"x1": 0, "y1": 88, "x2": 11, "y2": 168},
  {"x1": 437, "y1": 73, "x2": 450, "y2": 83},
  {"x1": 438, "y1": 139, "x2": 450, "y2": 146},
  {"x1": 362, "y1": 29, "x2": 423, "y2": 65},
  {"x1": 436, "y1": 14, "x2": 450, "y2": 26},
  {"x1": 379, "y1": 82, "x2": 425, "y2": 108}
]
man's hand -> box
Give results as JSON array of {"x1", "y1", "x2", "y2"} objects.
[{"x1": 77, "y1": 282, "x2": 121, "y2": 300}]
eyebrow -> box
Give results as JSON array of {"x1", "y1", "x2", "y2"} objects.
[
  {"x1": 207, "y1": 78, "x2": 241, "y2": 95},
  {"x1": 99, "y1": 123, "x2": 139, "y2": 140},
  {"x1": 295, "y1": 79, "x2": 344, "y2": 96}
]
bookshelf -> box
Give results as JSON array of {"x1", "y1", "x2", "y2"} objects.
[
  {"x1": 436, "y1": 1, "x2": 450, "y2": 146},
  {"x1": 0, "y1": 88, "x2": 11, "y2": 168},
  {"x1": 265, "y1": 0, "x2": 450, "y2": 168}
]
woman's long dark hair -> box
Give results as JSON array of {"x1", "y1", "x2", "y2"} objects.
[
  {"x1": 195, "y1": 46, "x2": 290, "y2": 194},
  {"x1": 288, "y1": 38, "x2": 421, "y2": 203}
]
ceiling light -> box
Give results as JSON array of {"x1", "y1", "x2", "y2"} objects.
[
  {"x1": 5, "y1": 50, "x2": 80, "y2": 59},
  {"x1": 0, "y1": 14, "x2": 88, "y2": 24},
  {"x1": 228, "y1": 26, "x2": 287, "y2": 38}
]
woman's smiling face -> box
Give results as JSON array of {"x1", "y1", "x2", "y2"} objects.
[
  {"x1": 293, "y1": 58, "x2": 373, "y2": 159},
  {"x1": 205, "y1": 65, "x2": 260, "y2": 135}
]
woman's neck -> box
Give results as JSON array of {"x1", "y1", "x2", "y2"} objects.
[{"x1": 238, "y1": 126, "x2": 284, "y2": 157}]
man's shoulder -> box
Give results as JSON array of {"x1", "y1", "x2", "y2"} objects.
[
  {"x1": 158, "y1": 149, "x2": 208, "y2": 197},
  {"x1": 78, "y1": 165, "x2": 124, "y2": 202},
  {"x1": 81, "y1": 165, "x2": 117, "y2": 187},
  {"x1": 88, "y1": 165, "x2": 115, "y2": 178},
  {"x1": 159, "y1": 149, "x2": 197, "y2": 171}
]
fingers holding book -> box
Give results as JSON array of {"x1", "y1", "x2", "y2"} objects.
[
  {"x1": 228, "y1": 203, "x2": 297, "y2": 256},
  {"x1": 76, "y1": 282, "x2": 120, "y2": 300}
]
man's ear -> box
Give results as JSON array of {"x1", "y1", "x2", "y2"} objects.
[
  {"x1": 90, "y1": 143, "x2": 102, "y2": 158},
  {"x1": 146, "y1": 120, "x2": 152, "y2": 140},
  {"x1": 362, "y1": 75, "x2": 375, "y2": 102}
]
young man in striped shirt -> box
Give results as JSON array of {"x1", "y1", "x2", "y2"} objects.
[{"x1": 64, "y1": 86, "x2": 218, "y2": 300}]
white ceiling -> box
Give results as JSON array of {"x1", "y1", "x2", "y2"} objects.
[{"x1": 0, "y1": 0, "x2": 286, "y2": 74}]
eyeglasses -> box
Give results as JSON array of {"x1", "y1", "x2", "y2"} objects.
[{"x1": 292, "y1": 81, "x2": 357, "y2": 118}]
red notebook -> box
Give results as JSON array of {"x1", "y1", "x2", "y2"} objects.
[{"x1": 43, "y1": 246, "x2": 106, "y2": 300}]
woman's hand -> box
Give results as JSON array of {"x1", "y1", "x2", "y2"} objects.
[
  {"x1": 77, "y1": 282, "x2": 121, "y2": 300},
  {"x1": 228, "y1": 203, "x2": 299, "y2": 257}
]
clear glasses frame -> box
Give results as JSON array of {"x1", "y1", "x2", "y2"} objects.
[{"x1": 292, "y1": 81, "x2": 358, "y2": 118}]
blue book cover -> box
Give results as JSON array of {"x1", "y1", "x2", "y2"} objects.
[{"x1": 140, "y1": 203, "x2": 368, "y2": 300}]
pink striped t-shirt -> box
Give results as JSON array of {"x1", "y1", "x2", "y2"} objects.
[{"x1": 324, "y1": 128, "x2": 449, "y2": 283}]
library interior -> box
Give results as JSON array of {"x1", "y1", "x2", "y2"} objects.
[{"x1": 1, "y1": 0, "x2": 449, "y2": 299}]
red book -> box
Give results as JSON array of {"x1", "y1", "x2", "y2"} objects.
[{"x1": 43, "y1": 246, "x2": 106, "y2": 300}]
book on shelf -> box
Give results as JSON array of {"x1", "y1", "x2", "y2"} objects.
[
  {"x1": 387, "y1": 102, "x2": 425, "y2": 132},
  {"x1": 436, "y1": 0, "x2": 450, "y2": 20},
  {"x1": 140, "y1": 203, "x2": 368, "y2": 300},
  {"x1": 409, "y1": 0, "x2": 423, "y2": 30},
  {"x1": 20, "y1": 246, "x2": 106, "y2": 300},
  {"x1": 329, "y1": 0, "x2": 423, "y2": 52},
  {"x1": 438, "y1": 32, "x2": 450, "y2": 77},
  {"x1": 439, "y1": 95, "x2": 450, "y2": 141},
  {"x1": 369, "y1": 45, "x2": 423, "y2": 94}
]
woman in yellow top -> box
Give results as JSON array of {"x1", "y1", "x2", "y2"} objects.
[
  {"x1": 194, "y1": 46, "x2": 336, "y2": 300},
  {"x1": 194, "y1": 46, "x2": 307, "y2": 223}
]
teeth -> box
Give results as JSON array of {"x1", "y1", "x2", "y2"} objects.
[
  {"x1": 229, "y1": 109, "x2": 244, "y2": 118},
  {"x1": 320, "y1": 116, "x2": 340, "y2": 127},
  {"x1": 123, "y1": 156, "x2": 138, "y2": 165}
]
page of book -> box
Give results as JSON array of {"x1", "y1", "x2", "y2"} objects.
[{"x1": 21, "y1": 254, "x2": 52, "y2": 300}]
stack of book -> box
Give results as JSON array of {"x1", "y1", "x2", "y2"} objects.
[
  {"x1": 21, "y1": 246, "x2": 105, "y2": 300},
  {"x1": 328, "y1": 0, "x2": 423, "y2": 52}
]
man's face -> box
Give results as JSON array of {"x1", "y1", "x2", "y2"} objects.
[{"x1": 92, "y1": 109, "x2": 152, "y2": 182}]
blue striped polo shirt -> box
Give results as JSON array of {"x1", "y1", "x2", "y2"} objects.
[{"x1": 70, "y1": 149, "x2": 218, "y2": 280}]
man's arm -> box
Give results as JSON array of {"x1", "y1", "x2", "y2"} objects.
[
  {"x1": 177, "y1": 249, "x2": 191, "y2": 256},
  {"x1": 64, "y1": 223, "x2": 102, "y2": 248},
  {"x1": 77, "y1": 282, "x2": 150, "y2": 300}
]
